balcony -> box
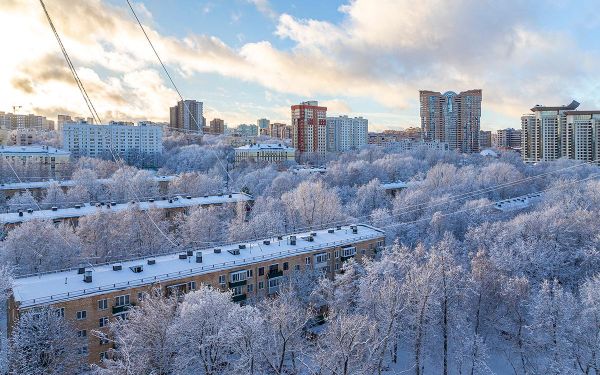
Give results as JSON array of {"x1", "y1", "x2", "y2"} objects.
[
  {"x1": 112, "y1": 303, "x2": 134, "y2": 315},
  {"x1": 232, "y1": 294, "x2": 247, "y2": 303},
  {"x1": 268, "y1": 269, "x2": 283, "y2": 279},
  {"x1": 229, "y1": 279, "x2": 247, "y2": 288}
]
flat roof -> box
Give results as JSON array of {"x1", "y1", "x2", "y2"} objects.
[
  {"x1": 494, "y1": 192, "x2": 543, "y2": 212},
  {"x1": 0, "y1": 175, "x2": 176, "y2": 191},
  {"x1": 381, "y1": 181, "x2": 408, "y2": 190},
  {"x1": 12, "y1": 224, "x2": 385, "y2": 307},
  {"x1": 0, "y1": 193, "x2": 252, "y2": 225},
  {"x1": 530, "y1": 100, "x2": 580, "y2": 112},
  {"x1": 564, "y1": 110, "x2": 600, "y2": 115},
  {"x1": 0, "y1": 145, "x2": 70, "y2": 156},
  {"x1": 235, "y1": 144, "x2": 295, "y2": 151}
]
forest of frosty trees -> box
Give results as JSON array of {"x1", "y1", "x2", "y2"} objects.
[{"x1": 2, "y1": 134, "x2": 600, "y2": 374}]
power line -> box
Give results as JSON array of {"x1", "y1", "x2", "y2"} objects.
[
  {"x1": 124, "y1": 0, "x2": 235, "y2": 189},
  {"x1": 38, "y1": 0, "x2": 180, "y2": 248}
]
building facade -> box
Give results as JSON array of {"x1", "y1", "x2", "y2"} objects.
[
  {"x1": 57, "y1": 115, "x2": 94, "y2": 131},
  {"x1": 234, "y1": 143, "x2": 296, "y2": 164},
  {"x1": 494, "y1": 128, "x2": 522, "y2": 150},
  {"x1": 62, "y1": 122, "x2": 162, "y2": 166},
  {"x1": 257, "y1": 118, "x2": 270, "y2": 130},
  {"x1": 209, "y1": 118, "x2": 225, "y2": 135},
  {"x1": 519, "y1": 100, "x2": 600, "y2": 163},
  {"x1": 326, "y1": 116, "x2": 368, "y2": 152},
  {"x1": 291, "y1": 101, "x2": 327, "y2": 154},
  {"x1": 0, "y1": 111, "x2": 54, "y2": 131},
  {"x1": 169, "y1": 100, "x2": 203, "y2": 132},
  {"x1": 235, "y1": 124, "x2": 259, "y2": 137},
  {"x1": 8, "y1": 224, "x2": 385, "y2": 365},
  {"x1": 419, "y1": 89, "x2": 482, "y2": 153},
  {"x1": 0, "y1": 145, "x2": 70, "y2": 179},
  {"x1": 268, "y1": 123, "x2": 292, "y2": 139},
  {"x1": 479, "y1": 130, "x2": 492, "y2": 149}
]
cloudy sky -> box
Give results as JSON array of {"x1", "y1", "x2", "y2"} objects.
[{"x1": 1, "y1": 0, "x2": 599, "y2": 131}]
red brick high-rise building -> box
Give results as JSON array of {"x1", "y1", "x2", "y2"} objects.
[{"x1": 291, "y1": 101, "x2": 327, "y2": 154}]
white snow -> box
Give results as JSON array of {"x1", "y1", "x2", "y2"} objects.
[
  {"x1": 0, "y1": 175, "x2": 176, "y2": 191},
  {"x1": 12, "y1": 224, "x2": 384, "y2": 308},
  {"x1": 494, "y1": 192, "x2": 543, "y2": 212},
  {"x1": 0, "y1": 193, "x2": 252, "y2": 224},
  {"x1": 381, "y1": 181, "x2": 408, "y2": 190},
  {"x1": 235, "y1": 143, "x2": 295, "y2": 151}
]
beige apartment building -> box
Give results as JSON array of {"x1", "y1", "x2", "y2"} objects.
[{"x1": 7, "y1": 224, "x2": 385, "y2": 365}]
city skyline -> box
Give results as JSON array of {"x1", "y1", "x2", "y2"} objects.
[{"x1": 1, "y1": 0, "x2": 599, "y2": 131}]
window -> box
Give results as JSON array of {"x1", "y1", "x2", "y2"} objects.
[
  {"x1": 77, "y1": 330, "x2": 87, "y2": 338},
  {"x1": 98, "y1": 299, "x2": 108, "y2": 310},
  {"x1": 258, "y1": 281, "x2": 264, "y2": 290},
  {"x1": 295, "y1": 265, "x2": 301, "y2": 271},
  {"x1": 219, "y1": 275, "x2": 226, "y2": 286},
  {"x1": 342, "y1": 247, "x2": 356, "y2": 258},
  {"x1": 137, "y1": 292, "x2": 145, "y2": 302},
  {"x1": 231, "y1": 286, "x2": 244, "y2": 297},
  {"x1": 314, "y1": 253, "x2": 328, "y2": 264},
  {"x1": 76, "y1": 310, "x2": 87, "y2": 320},
  {"x1": 247, "y1": 284, "x2": 254, "y2": 293},
  {"x1": 77, "y1": 346, "x2": 88, "y2": 355},
  {"x1": 283, "y1": 262, "x2": 289, "y2": 271},
  {"x1": 99, "y1": 317, "x2": 109, "y2": 328},
  {"x1": 305, "y1": 257, "x2": 311, "y2": 265},
  {"x1": 246, "y1": 269, "x2": 253, "y2": 278},
  {"x1": 115, "y1": 295, "x2": 130, "y2": 307},
  {"x1": 54, "y1": 307, "x2": 65, "y2": 318},
  {"x1": 258, "y1": 267, "x2": 264, "y2": 276},
  {"x1": 187, "y1": 281, "x2": 197, "y2": 291},
  {"x1": 362, "y1": 249, "x2": 366, "y2": 255},
  {"x1": 100, "y1": 337, "x2": 109, "y2": 345},
  {"x1": 230, "y1": 270, "x2": 247, "y2": 283},
  {"x1": 334, "y1": 250, "x2": 340, "y2": 258},
  {"x1": 100, "y1": 352, "x2": 108, "y2": 361}
]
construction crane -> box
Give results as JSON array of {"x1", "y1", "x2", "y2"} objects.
[{"x1": 12, "y1": 105, "x2": 22, "y2": 114}]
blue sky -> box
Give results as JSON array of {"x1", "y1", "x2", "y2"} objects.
[{"x1": 1, "y1": 0, "x2": 599, "y2": 131}]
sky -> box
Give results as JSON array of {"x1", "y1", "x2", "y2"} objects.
[{"x1": 1, "y1": 0, "x2": 599, "y2": 131}]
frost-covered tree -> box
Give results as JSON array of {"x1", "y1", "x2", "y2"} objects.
[
  {"x1": 9, "y1": 307, "x2": 85, "y2": 374},
  {"x1": 95, "y1": 290, "x2": 178, "y2": 375},
  {"x1": 0, "y1": 220, "x2": 81, "y2": 274},
  {"x1": 168, "y1": 172, "x2": 224, "y2": 197},
  {"x1": 179, "y1": 206, "x2": 227, "y2": 247},
  {"x1": 282, "y1": 180, "x2": 344, "y2": 230},
  {"x1": 6, "y1": 191, "x2": 37, "y2": 212},
  {"x1": 40, "y1": 182, "x2": 67, "y2": 209}
]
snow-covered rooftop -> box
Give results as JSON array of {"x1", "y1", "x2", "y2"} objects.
[
  {"x1": 381, "y1": 181, "x2": 408, "y2": 190},
  {"x1": 0, "y1": 145, "x2": 70, "y2": 156},
  {"x1": 494, "y1": 192, "x2": 543, "y2": 212},
  {"x1": 0, "y1": 193, "x2": 252, "y2": 224},
  {"x1": 236, "y1": 143, "x2": 295, "y2": 151},
  {"x1": 12, "y1": 224, "x2": 385, "y2": 307},
  {"x1": 0, "y1": 175, "x2": 176, "y2": 191}
]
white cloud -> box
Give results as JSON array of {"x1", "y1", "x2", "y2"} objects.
[{"x1": 1, "y1": 0, "x2": 599, "y2": 129}]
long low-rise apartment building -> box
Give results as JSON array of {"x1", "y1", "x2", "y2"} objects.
[
  {"x1": 8, "y1": 224, "x2": 385, "y2": 364},
  {"x1": 0, "y1": 175, "x2": 175, "y2": 199},
  {"x1": 0, "y1": 193, "x2": 253, "y2": 231}
]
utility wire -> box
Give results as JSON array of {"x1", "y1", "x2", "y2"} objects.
[{"x1": 124, "y1": 0, "x2": 235, "y2": 189}]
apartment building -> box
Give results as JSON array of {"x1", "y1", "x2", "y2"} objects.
[
  {"x1": 62, "y1": 121, "x2": 162, "y2": 166},
  {"x1": 479, "y1": 130, "x2": 492, "y2": 149},
  {"x1": 169, "y1": 100, "x2": 204, "y2": 132},
  {"x1": 234, "y1": 143, "x2": 296, "y2": 164},
  {"x1": 0, "y1": 193, "x2": 253, "y2": 232},
  {"x1": 326, "y1": 115, "x2": 368, "y2": 152},
  {"x1": 235, "y1": 124, "x2": 259, "y2": 137},
  {"x1": 521, "y1": 101, "x2": 600, "y2": 164},
  {"x1": 291, "y1": 101, "x2": 328, "y2": 154},
  {"x1": 208, "y1": 118, "x2": 225, "y2": 135},
  {"x1": 494, "y1": 128, "x2": 522, "y2": 150},
  {"x1": 268, "y1": 123, "x2": 292, "y2": 139},
  {"x1": 419, "y1": 89, "x2": 482, "y2": 153},
  {"x1": 0, "y1": 175, "x2": 176, "y2": 199},
  {"x1": 0, "y1": 111, "x2": 54, "y2": 131},
  {"x1": 0, "y1": 145, "x2": 71, "y2": 179},
  {"x1": 7, "y1": 224, "x2": 385, "y2": 364},
  {"x1": 57, "y1": 114, "x2": 94, "y2": 131}
]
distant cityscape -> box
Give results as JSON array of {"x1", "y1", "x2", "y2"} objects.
[{"x1": 2, "y1": 90, "x2": 599, "y2": 167}]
